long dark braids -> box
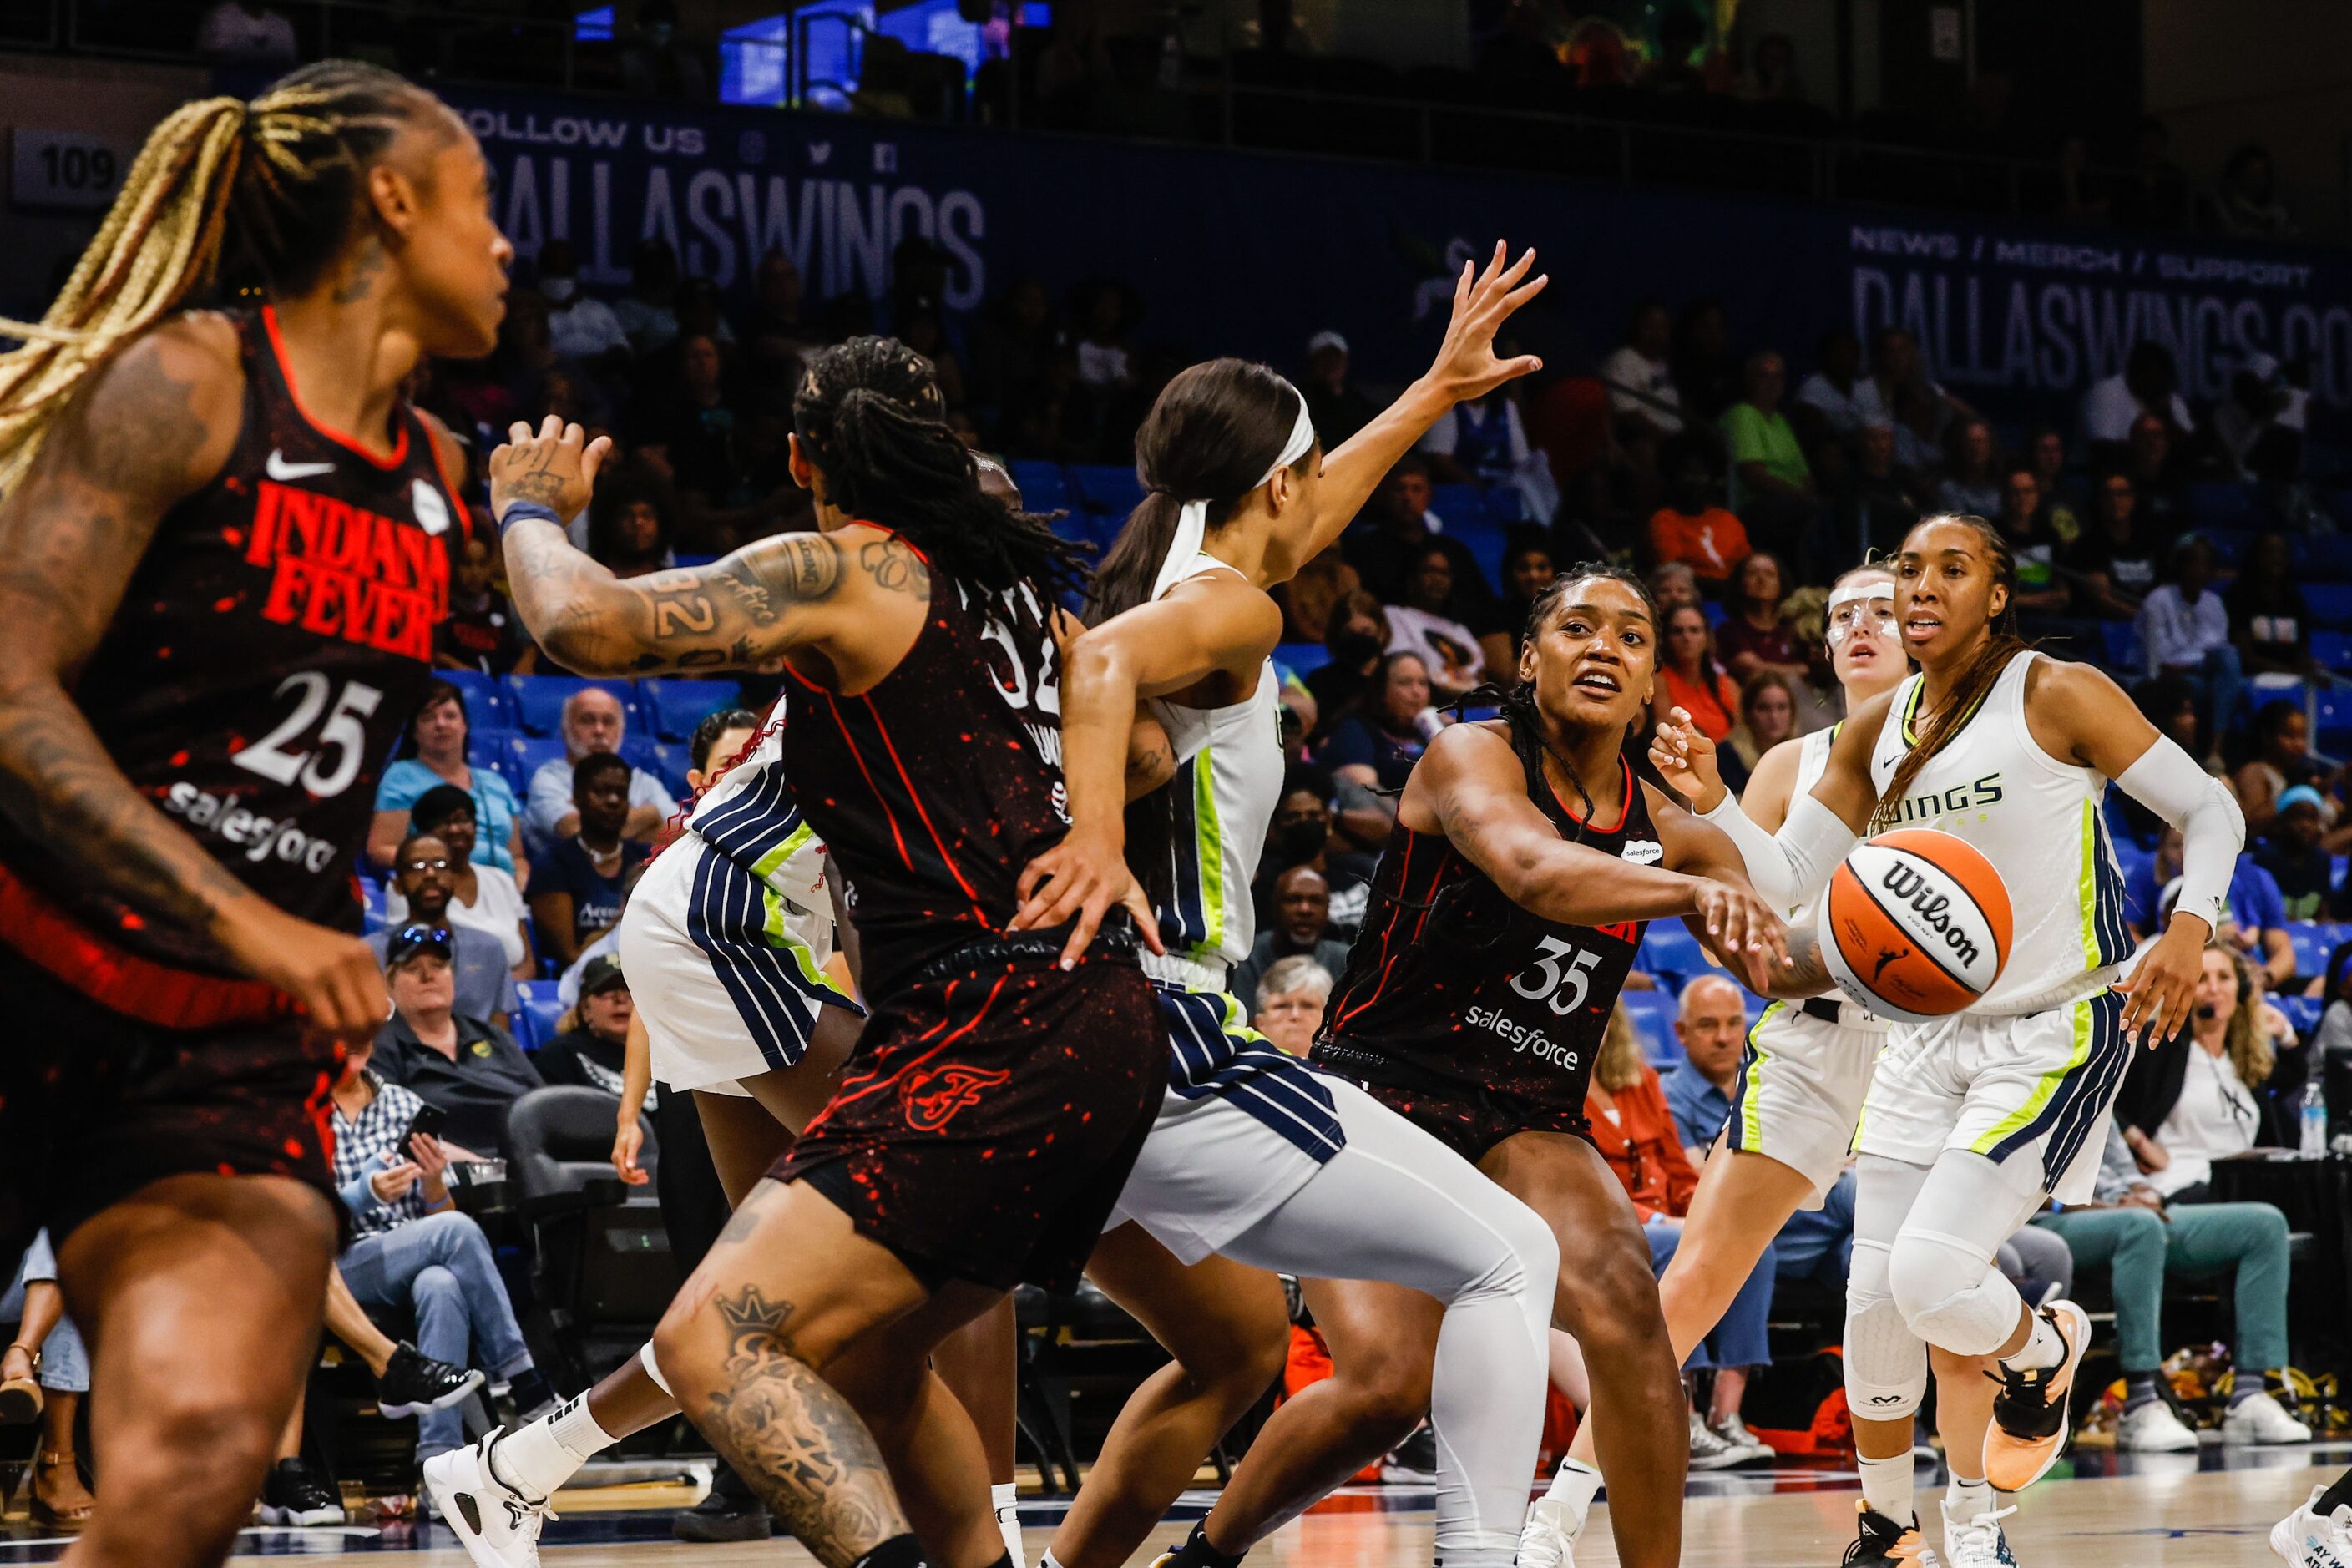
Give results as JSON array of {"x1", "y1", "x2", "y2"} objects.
[
  {"x1": 1453, "y1": 559, "x2": 1657, "y2": 850},
  {"x1": 1869, "y1": 512, "x2": 2031, "y2": 832},
  {"x1": 1090, "y1": 357, "x2": 1315, "y2": 913},
  {"x1": 792, "y1": 336, "x2": 1090, "y2": 609}
]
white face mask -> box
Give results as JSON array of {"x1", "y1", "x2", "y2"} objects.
[
  {"x1": 541, "y1": 276, "x2": 576, "y2": 303},
  {"x1": 1824, "y1": 589, "x2": 1897, "y2": 650}
]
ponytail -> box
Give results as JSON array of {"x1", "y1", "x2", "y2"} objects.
[
  {"x1": 0, "y1": 61, "x2": 443, "y2": 501},
  {"x1": 795, "y1": 336, "x2": 1089, "y2": 609},
  {"x1": 1870, "y1": 513, "x2": 2031, "y2": 832},
  {"x1": 1087, "y1": 357, "x2": 1309, "y2": 624}
]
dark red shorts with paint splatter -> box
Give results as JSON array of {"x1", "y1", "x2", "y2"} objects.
[
  {"x1": 776, "y1": 931, "x2": 1164, "y2": 1294},
  {"x1": 0, "y1": 942, "x2": 342, "y2": 1276}
]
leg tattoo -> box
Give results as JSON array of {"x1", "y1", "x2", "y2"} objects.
[{"x1": 696, "y1": 1286, "x2": 913, "y2": 1568}]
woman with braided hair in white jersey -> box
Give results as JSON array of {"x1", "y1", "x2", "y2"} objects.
[
  {"x1": 1652, "y1": 513, "x2": 2241, "y2": 1568},
  {"x1": 1009, "y1": 246, "x2": 1574, "y2": 1568}
]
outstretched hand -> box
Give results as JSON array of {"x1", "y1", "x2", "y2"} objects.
[
  {"x1": 1648, "y1": 707, "x2": 1728, "y2": 812},
  {"x1": 490, "y1": 415, "x2": 614, "y2": 525},
  {"x1": 1423, "y1": 241, "x2": 1549, "y2": 407}
]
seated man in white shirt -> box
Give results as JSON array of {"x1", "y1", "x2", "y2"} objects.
[
  {"x1": 523, "y1": 687, "x2": 677, "y2": 856},
  {"x1": 2082, "y1": 341, "x2": 2198, "y2": 451},
  {"x1": 1793, "y1": 328, "x2": 1887, "y2": 444},
  {"x1": 537, "y1": 238, "x2": 631, "y2": 369},
  {"x1": 1600, "y1": 298, "x2": 1683, "y2": 441},
  {"x1": 2133, "y1": 535, "x2": 2243, "y2": 760}
]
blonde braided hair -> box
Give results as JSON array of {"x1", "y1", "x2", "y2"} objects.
[{"x1": 0, "y1": 61, "x2": 442, "y2": 500}]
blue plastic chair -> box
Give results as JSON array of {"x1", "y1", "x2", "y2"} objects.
[
  {"x1": 2186, "y1": 483, "x2": 2264, "y2": 531},
  {"x1": 648, "y1": 741, "x2": 695, "y2": 801},
  {"x1": 2276, "y1": 994, "x2": 2323, "y2": 1040},
  {"x1": 1004, "y1": 461, "x2": 1071, "y2": 514},
  {"x1": 359, "y1": 877, "x2": 387, "y2": 935},
  {"x1": 512, "y1": 981, "x2": 566, "y2": 1052},
  {"x1": 2099, "y1": 620, "x2": 2139, "y2": 671},
  {"x1": 1277, "y1": 640, "x2": 1333, "y2": 675},
  {"x1": 640, "y1": 678, "x2": 745, "y2": 743},
  {"x1": 438, "y1": 668, "x2": 511, "y2": 730},
  {"x1": 2311, "y1": 631, "x2": 2352, "y2": 672},
  {"x1": 503, "y1": 736, "x2": 569, "y2": 798},
  {"x1": 2289, "y1": 923, "x2": 2337, "y2": 983},
  {"x1": 1447, "y1": 515, "x2": 1507, "y2": 596},
  {"x1": 1637, "y1": 923, "x2": 1725, "y2": 991},
  {"x1": 503, "y1": 675, "x2": 643, "y2": 739},
  {"x1": 2306, "y1": 584, "x2": 2352, "y2": 630},
  {"x1": 1623, "y1": 989, "x2": 1680, "y2": 1066},
  {"x1": 1069, "y1": 464, "x2": 1146, "y2": 519},
  {"x1": 1430, "y1": 484, "x2": 1485, "y2": 530}
]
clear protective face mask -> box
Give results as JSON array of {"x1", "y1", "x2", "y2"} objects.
[{"x1": 1824, "y1": 589, "x2": 1897, "y2": 651}]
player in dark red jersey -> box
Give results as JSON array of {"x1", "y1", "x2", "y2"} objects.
[
  {"x1": 0, "y1": 62, "x2": 508, "y2": 1568},
  {"x1": 486, "y1": 341, "x2": 1168, "y2": 1568},
  {"x1": 1163, "y1": 567, "x2": 1788, "y2": 1568}
]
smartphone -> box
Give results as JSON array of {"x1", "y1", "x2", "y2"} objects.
[{"x1": 399, "y1": 1100, "x2": 448, "y2": 1158}]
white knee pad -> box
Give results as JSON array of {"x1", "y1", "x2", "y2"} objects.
[
  {"x1": 1887, "y1": 1228, "x2": 2022, "y2": 1357},
  {"x1": 640, "y1": 1338, "x2": 674, "y2": 1397},
  {"x1": 1844, "y1": 1240, "x2": 1928, "y2": 1420}
]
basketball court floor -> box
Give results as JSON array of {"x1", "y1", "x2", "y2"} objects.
[{"x1": 2, "y1": 1441, "x2": 2339, "y2": 1565}]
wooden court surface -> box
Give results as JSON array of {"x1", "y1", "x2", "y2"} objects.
[{"x1": 202, "y1": 1458, "x2": 2338, "y2": 1566}]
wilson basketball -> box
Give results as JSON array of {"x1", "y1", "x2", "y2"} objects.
[{"x1": 1820, "y1": 828, "x2": 2013, "y2": 1024}]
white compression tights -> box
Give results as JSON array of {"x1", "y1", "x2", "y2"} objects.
[
  {"x1": 1849, "y1": 1148, "x2": 2054, "y2": 1406},
  {"x1": 1219, "y1": 1078, "x2": 1560, "y2": 1567}
]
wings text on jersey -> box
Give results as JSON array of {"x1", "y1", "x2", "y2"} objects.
[{"x1": 245, "y1": 478, "x2": 451, "y2": 661}]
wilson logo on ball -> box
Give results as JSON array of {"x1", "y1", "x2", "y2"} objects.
[{"x1": 1821, "y1": 828, "x2": 2013, "y2": 1024}]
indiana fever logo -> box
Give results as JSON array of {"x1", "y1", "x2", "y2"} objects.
[
  {"x1": 901, "y1": 1063, "x2": 1011, "y2": 1132},
  {"x1": 244, "y1": 478, "x2": 451, "y2": 660}
]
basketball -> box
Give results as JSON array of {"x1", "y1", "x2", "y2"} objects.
[{"x1": 1820, "y1": 828, "x2": 2014, "y2": 1024}]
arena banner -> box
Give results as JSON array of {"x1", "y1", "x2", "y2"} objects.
[{"x1": 433, "y1": 82, "x2": 2352, "y2": 436}]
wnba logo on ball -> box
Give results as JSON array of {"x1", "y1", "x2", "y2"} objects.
[{"x1": 1877, "y1": 862, "x2": 1985, "y2": 970}]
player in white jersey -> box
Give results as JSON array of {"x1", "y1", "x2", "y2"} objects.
[
  {"x1": 1653, "y1": 513, "x2": 2239, "y2": 1568},
  {"x1": 1014, "y1": 250, "x2": 1579, "y2": 1568}
]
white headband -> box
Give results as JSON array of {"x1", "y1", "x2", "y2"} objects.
[{"x1": 1151, "y1": 384, "x2": 1317, "y2": 602}]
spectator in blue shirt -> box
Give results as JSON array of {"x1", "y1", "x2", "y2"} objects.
[
  {"x1": 2127, "y1": 837, "x2": 2295, "y2": 990},
  {"x1": 1662, "y1": 975, "x2": 1748, "y2": 1160},
  {"x1": 369, "y1": 679, "x2": 525, "y2": 881}
]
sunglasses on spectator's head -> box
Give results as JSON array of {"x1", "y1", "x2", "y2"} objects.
[{"x1": 387, "y1": 923, "x2": 454, "y2": 965}]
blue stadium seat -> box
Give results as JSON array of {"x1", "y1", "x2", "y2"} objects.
[
  {"x1": 512, "y1": 981, "x2": 566, "y2": 1052},
  {"x1": 1005, "y1": 461, "x2": 1070, "y2": 513},
  {"x1": 640, "y1": 678, "x2": 744, "y2": 742},
  {"x1": 503, "y1": 735, "x2": 568, "y2": 797},
  {"x1": 1068, "y1": 464, "x2": 1145, "y2": 519},
  {"x1": 1448, "y1": 515, "x2": 1507, "y2": 595},
  {"x1": 1480, "y1": 487, "x2": 1529, "y2": 526},
  {"x1": 671, "y1": 554, "x2": 719, "y2": 570},
  {"x1": 2186, "y1": 483, "x2": 2264, "y2": 531},
  {"x1": 504, "y1": 675, "x2": 643, "y2": 739},
  {"x1": 2109, "y1": 838, "x2": 2152, "y2": 893},
  {"x1": 2307, "y1": 584, "x2": 2352, "y2": 630},
  {"x1": 1276, "y1": 640, "x2": 1332, "y2": 675},
  {"x1": 359, "y1": 876, "x2": 387, "y2": 935},
  {"x1": 2316, "y1": 690, "x2": 2352, "y2": 753},
  {"x1": 2303, "y1": 534, "x2": 2352, "y2": 579},
  {"x1": 2311, "y1": 631, "x2": 2352, "y2": 672},
  {"x1": 2276, "y1": 994, "x2": 2323, "y2": 1040},
  {"x1": 648, "y1": 741, "x2": 694, "y2": 801},
  {"x1": 1430, "y1": 484, "x2": 1485, "y2": 533},
  {"x1": 2289, "y1": 923, "x2": 2341, "y2": 983},
  {"x1": 438, "y1": 668, "x2": 511, "y2": 730},
  {"x1": 1623, "y1": 989, "x2": 1679, "y2": 1066},
  {"x1": 2099, "y1": 620, "x2": 2138, "y2": 671},
  {"x1": 1636, "y1": 923, "x2": 1725, "y2": 990}
]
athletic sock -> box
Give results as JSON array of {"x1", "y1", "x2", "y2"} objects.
[
  {"x1": 1164, "y1": 1520, "x2": 1247, "y2": 1568},
  {"x1": 1945, "y1": 1474, "x2": 1993, "y2": 1525},
  {"x1": 993, "y1": 1482, "x2": 1024, "y2": 1568},
  {"x1": 1999, "y1": 1310, "x2": 2066, "y2": 1373},
  {"x1": 2230, "y1": 1381, "x2": 2274, "y2": 1409},
  {"x1": 488, "y1": 1393, "x2": 618, "y2": 1502},
  {"x1": 851, "y1": 1534, "x2": 932, "y2": 1568},
  {"x1": 1857, "y1": 1451, "x2": 1914, "y2": 1524},
  {"x1": 2122, "y1": 1371, "x2": 2161, "y2": 1413},
  {"x1": 1541, "y1": 1457, "x2": 1603, "y2": 1535}
]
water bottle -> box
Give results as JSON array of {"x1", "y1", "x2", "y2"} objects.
[{"x1": 2301, "y1": 1079, "x2": 2328, "y2": 1157}]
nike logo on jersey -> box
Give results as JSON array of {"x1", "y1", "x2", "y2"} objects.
[{"x1": 266, "y1": 449, "x2": 335, "y2": 481}]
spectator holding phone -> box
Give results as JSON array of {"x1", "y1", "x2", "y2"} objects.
[
  {"x1": 372, "y1": 927, "x2": 544, "y2": 1158},
  {"x1": 329, "y1": 1028, "x2": 559, "y2": 1467}
]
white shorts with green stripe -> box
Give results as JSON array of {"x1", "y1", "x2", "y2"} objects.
[
  {"x1": 618, "y1": 833, "x2": 859, "y2": 1099},
  {"x1": 1724, "y1": 998, "x2": 1884, "y2": 1209},
  {"x1": 1854, "y1": 988, "x2": 2130, "y2": 1207}
]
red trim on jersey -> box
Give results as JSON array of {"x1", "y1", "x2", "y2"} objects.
[
  {"x1": 800, "y1": 972, "x2": 1009, "y2": 1140},
  {"x1": 821, "y1": 696, "x2": 918, "y2": 873},
  {"x1": 859, "y1": 697, "x2": 989, "y2": 924},
  {"x1": 856, "y1": 523, "x2": 931, "y2": 564},
  {"x1": 1546, "y1": 756, "x2": 1635, "y2": 834},
  {"x1": 1335, "y1": 832, "x2": 1414, "y2": 1029},
  {"x1": 0, "y1": 865, "x2": 300, "y2": 1029},
  {"x1": 260, "y1": 306, "x2": 411, "y2": 470}
]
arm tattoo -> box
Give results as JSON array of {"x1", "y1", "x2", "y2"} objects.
[
  {"x1": 503, "y1": 524, "x2": 857, "y2": 676},
  {"x1": 694, "y1": 1286, "x2": 910, "y2": 1568},
  {"x1": 0, "y1": 326, "x2": 258, "y2": 942}
]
